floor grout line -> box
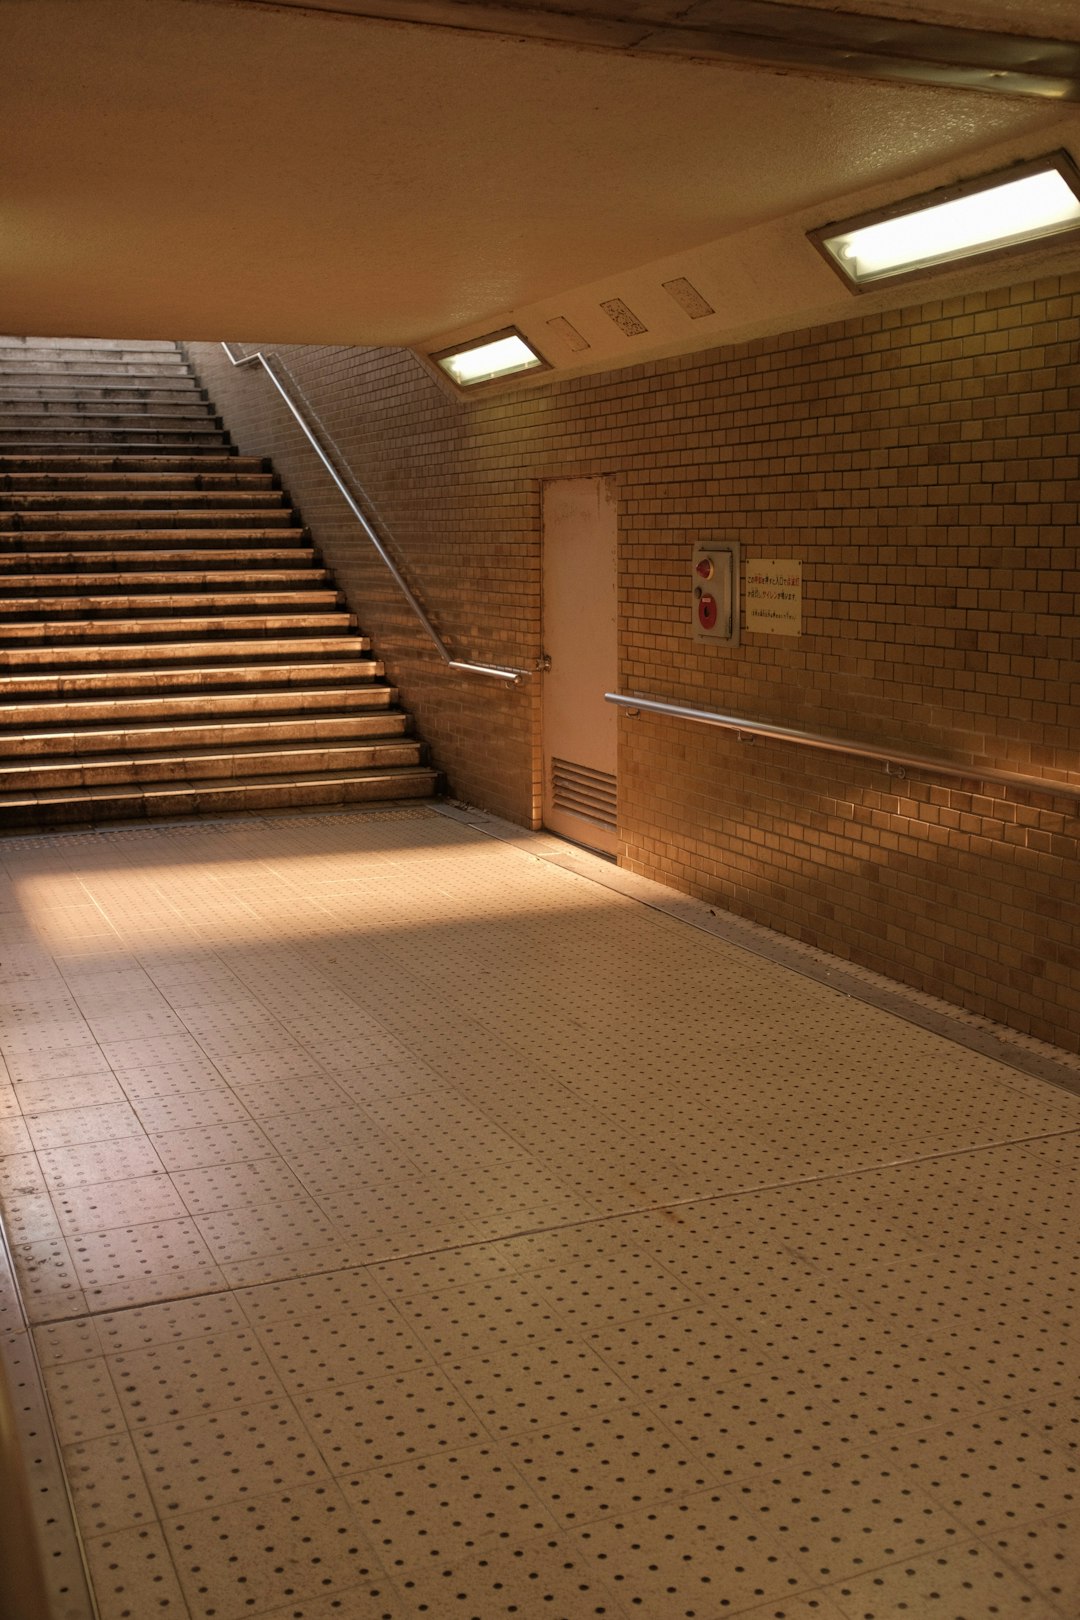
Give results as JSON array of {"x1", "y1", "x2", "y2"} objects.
[{"x1": 26, "y1": 1122, "x2": 1078, "y2": 1329}]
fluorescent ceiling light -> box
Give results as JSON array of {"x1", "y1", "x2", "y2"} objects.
[
  {"x1": 433, "y1": 329, "x2": 547, "y2": 387},
  {"x1": 812, "y1": 152, "x2": 1080, "y2": 289}
]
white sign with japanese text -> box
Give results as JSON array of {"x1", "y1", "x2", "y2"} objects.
[{"x1": 744, "y1": 559, "x2": 801, "y2": 635}]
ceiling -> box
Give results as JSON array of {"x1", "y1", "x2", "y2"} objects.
[{"x1": 3, "y1": 0, "x2": 1080, "y2": 378}]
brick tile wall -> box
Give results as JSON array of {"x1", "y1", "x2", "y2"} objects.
[{"x1": 188, "y1": 270, "x2": 1080, "y2": 1050}]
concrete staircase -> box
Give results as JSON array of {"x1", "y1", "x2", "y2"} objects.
[{"x1": 0, "y1": 336, "x2": 439, "y2": 826}]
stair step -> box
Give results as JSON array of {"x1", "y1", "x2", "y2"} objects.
[
  {"x1": 0, "y1": 440, "x2": 236, "y2": 456},
  {"x1": 0, "y1": 529, "x2": 306, "y2": 550},
  {"x1": 0, "y1": 455, "x2": 261, "y2": 475},
  {"x1": 0, "y1": 473, "x2": 273, "y2": 492},
  {"x1": 0, "y1": 410, "x2": 218, "y2": 431},
  {"x1": 0, "y1": 637, "x2": 378, "y2": 670},
  {"x1": 0, "y1": 684, "x2": 392, "y2": 726},
  {"x1": 1, "y1": 739, "x2": 423, "y2": 792},
  {"x1": 0, "y1": 766, "x2": 439, "y2": 826},
  {"x1": 0, "y1": 570, "x2": 328, "y2": 592},
  {"x1": 0, "y1": 337, "x2": 179, "y2": 354},
  {"x1": 0, "y1": 351, "x2": 185, "y2": 371},
  {"x1": 0, "y1": 592, "x2": 344, "y2": 621},
  {"x1": 0, "y1": 492, "x2": 285, "y2": 512},
  {"x1": 0, "y1": 400, "x2": 212, "y2": 419},
  {"x1": 0, "y1": 715, "x2": 414, "y2": 767},
  {"x1": 0, "y1": 552, "x2": 317, "y2": 574},
  {"x1": 0, "y1": 660, "x2": 382, "y2": 700},
  {"x1": 0, "y1": 612, "x2": 357, "y2": 644},
  {"x1": 0, "y1": 431, "x2": 229, "y2": 448},
  {"x1": 2, "y1": 512, "x2": 298, "y2": 533},
  {"x1": 0, "y1": 361, "x2": 193, "y2": 379},
  {"x1": 0, "y1": 384, "x2": 203, "y2": 404}
]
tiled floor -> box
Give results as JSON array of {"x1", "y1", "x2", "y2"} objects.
[{"x1": 0, "y1": 803, "x2": 1077, "y2": 1620}]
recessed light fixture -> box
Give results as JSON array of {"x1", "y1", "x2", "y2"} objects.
[
  {"x1": 810, "y1": 151, "x2": 1080, "y2": 290},
  {"x1": 432, "y1": 328, "x2": 548, "y2": 388}
]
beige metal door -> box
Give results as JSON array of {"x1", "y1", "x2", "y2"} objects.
[{"x1": 542, "y1": 478, "x2": 618, "y2": 855}]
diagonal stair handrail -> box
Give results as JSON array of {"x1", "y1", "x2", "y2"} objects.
[{"x1": 220, "y1": 343, "x2": 534, "y2": 684}]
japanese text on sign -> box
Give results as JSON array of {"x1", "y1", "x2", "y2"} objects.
[{"x1": 744, "y1": 559, "x2": 801, "y2": 636}]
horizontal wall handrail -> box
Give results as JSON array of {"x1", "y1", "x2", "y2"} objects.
[
  {"x1": 606, "y1": 691, "x2": 1080, "y2": 803},
  {"x1": 220, "y1": 343, "x2": 533, "y2": 684}
]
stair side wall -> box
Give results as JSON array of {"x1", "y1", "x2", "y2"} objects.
[
  {"x1": 188, "y1": 273, "x2": 1080, "y2": 1050},
  {"x1": 186, "y1": 343, "x2": 542, "y2": 828}
]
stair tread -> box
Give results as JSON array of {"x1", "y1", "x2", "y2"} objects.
[
  {"x1": 0, "y1": 474, "x2": 272, "y2": 487},
  {"x1": 0, "y1": 659, "x2": 376, "y2": 688},
  {"x1": 0, "y1": 636, "x2": 373, "y2": 663},
  {"x1": 0, "y1": 765, "x2": 438, "y2": 807},
  {"x1": 0, "y1": 716, "x2": 411, "y2": 745},
  {"x1": 0, "y1": 571, "x2": 325, "y2": 587},
  {"x1": 0, "y1": 550, "x2": 313, "y2": 564},
  {"x1": 0, "y1": 457, "x2": 260, "y2": 471},
  {"x1": 0, "y1": 690, "x2": 396, "y2": 722},
  {"x1": 0, "y1": 703, "x2": 400, "y2": 734},
  {"x1": 0, "y1": 615, "x2": 357, "y2": 642},
  {"x1": 1, "y1": 741, "x2": 430, "y2": 777}
]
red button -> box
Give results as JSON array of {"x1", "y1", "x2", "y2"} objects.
[
  {"x1": 698, "y1": 594, "x2": 717, "y2": 630},
  {"x1": 695, "y1": 557, "x2": 714, "y2": 580}
]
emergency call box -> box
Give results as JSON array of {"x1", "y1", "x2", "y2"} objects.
[{"x1": 692, "y1": 541, "x2": 740, "y2": 646}]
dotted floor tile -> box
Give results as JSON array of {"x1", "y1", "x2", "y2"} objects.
[
  {"x1": 163, "y1": 1480, "x2": 382, "y2": 1620},
  {"x1": 15, "y1": 1072, "x2": 129, "y2": 1114},
  {"x1": 62, "y1": 1432, "x2": 157, "y2": 1537},
  {"x1": 825, "y1": 1537, "x2": 1052, "y2": 1619},
  {"x1": 11, "y1": 1233, "x2": 87, "y2": 1322},
  {"x1": 251, "y1": 1304, "x2": 430, "y2": 1393},
  {"x1": 85, "y1": 1522, "x2": 190, "y2": 1620},
  {"x1": 43, "y1": 1355, "x2": 127, "y2": 1445},
  {"x1": 69, "y1": 1217, "x2": 227, "y2": 1310},
  {"x1": 36, "y1": 1134, "x2": 165, "y2": 1189},
  {"x1": 108, "y1": 1326, "x2": 287, "y2": 1426},
  {"x1": 880, "y1": 1409, "x2": 1078, "y2": 1536},
  {"x1": 732, "y1": 1454, "x2": 967, "y2": 1584},
  {"x1": 574, "y1": 1488, "x2": 809, "y2": 1615},
  {"x1": 134, "y1": 1396, "x2": 330, "y2": 1515},
  {"x1": 393, "y1": 1532, "x2": 629, "y2": 1618},
  {"x1": 447, "y1": 1339, "x2": 637, "y2": 1437},
  {"x1": 132, "y1": 1088, "x2": 253, "y2": 1135},
  {"x1": 297, "y1": 1364, "x2": 490, "y2": 1474},
  {"x1": 195, "y1": 1199, "x2": 340, "y2": 1264},
  {"x1": 172, "y1": 1156, "x2": 319, "y2": 1217},
  {"x1": 0, "y1": 1114, "x2": 33, "y2": 1155},
  {"x1": 983, "y1": 1511, "x2": 1079, "y2": 1617},
  {"x1": 394, "y1": 1277, "x2": 575, "y2": 1364},
  {"x1": 505, "y1": 1406, "x2": 716, "y2": 1528},
  {"x1": 33, "y1": 1315, "x2": 102, "y2": 1368},
  {"x1": 94, "y1": 1292, "x2": 251, "y2": 1356},
  {"x1": 149, "y1": 1119, "x2": 275, "y2": 1172},
  {"x1": 235, "y1": 1267, "x2": 393, "y2": 1326},
  {"x1": 341, "y1": 1442, "x2": 558, "y2": 1568},
  {"x1": 106, "y1": 1035, "x2": 227, "y2": 1097},
  {"x1": 53, "y1": 1173, "x2": 188, "y2": 1235}
]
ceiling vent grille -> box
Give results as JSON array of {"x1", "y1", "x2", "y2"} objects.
[
  {"x1": 551, "y1": 758, "x2": 617, "y2": 830},
  {"x1": 600, "y1": 298, "x2": 648, "y2": 336},
  {"x1": 662, "y1": 276, "x2": 715, "y2": 318},
  {"x1": 547, "y1": 316, "x2": 591, "y2": 352}
]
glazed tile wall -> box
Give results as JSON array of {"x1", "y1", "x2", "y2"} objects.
[{"x1": 188, "y1": 270, "x2": 1080, "y2": 1049}]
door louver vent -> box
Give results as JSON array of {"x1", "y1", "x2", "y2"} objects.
[{"x1": 551, "y1": 758, "x2": 617, "y2": 829}]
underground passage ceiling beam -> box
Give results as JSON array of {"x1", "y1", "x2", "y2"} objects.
[{"x1": 213, "y1": 0, "x2": 1080, "y2": 100}]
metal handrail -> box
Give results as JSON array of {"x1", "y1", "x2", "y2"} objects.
[
  {"x1": 607, "y1": 691, "x2": 1080, "y2": 803},
  {"x1": 219, "y1": 343, "x2": 533, "y2": 684}
]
